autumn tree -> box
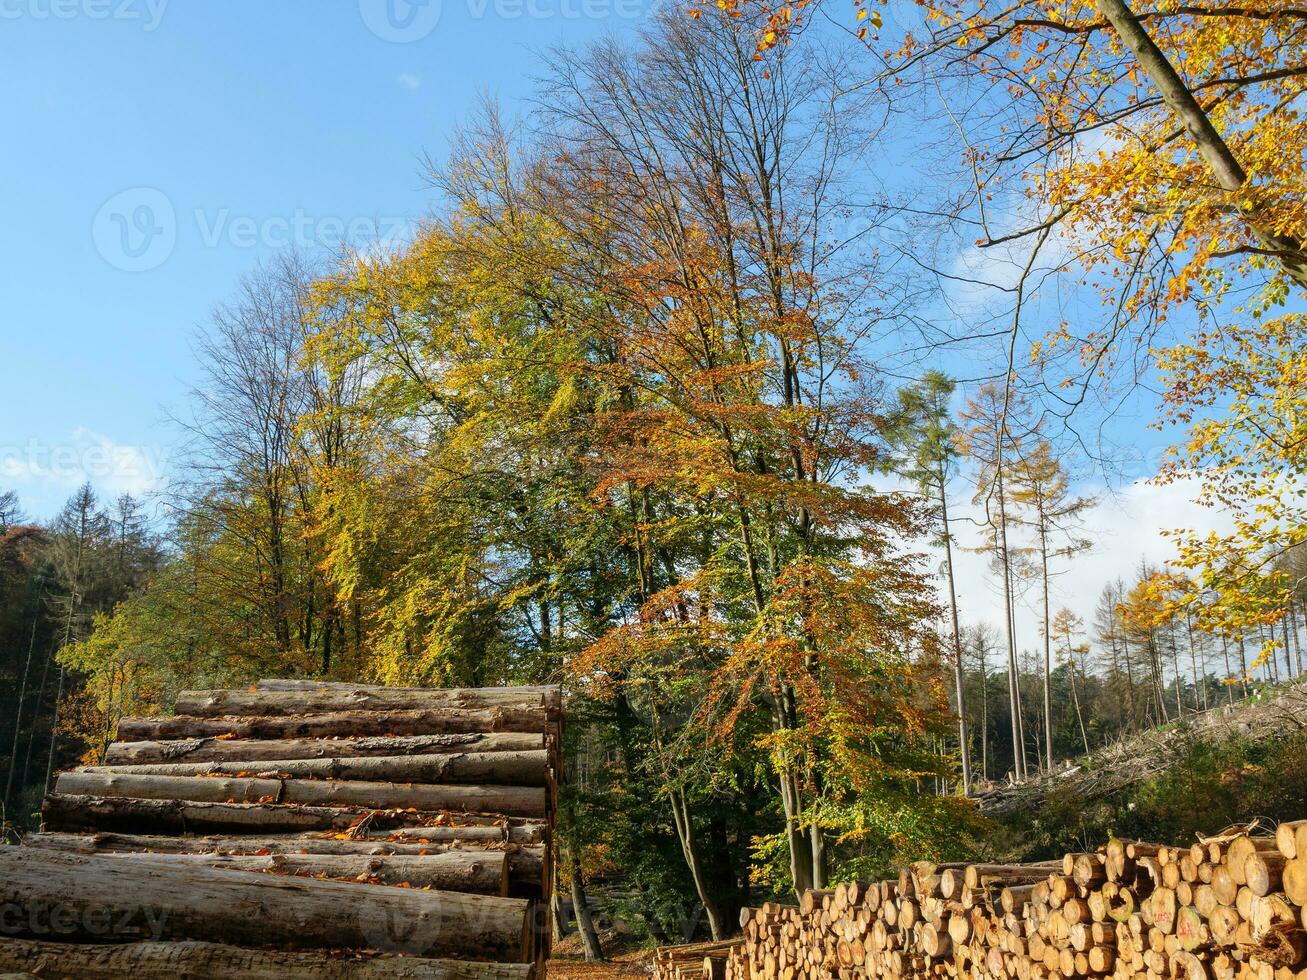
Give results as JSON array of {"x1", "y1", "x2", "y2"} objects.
[
  {"x1": 962, "y1": 623, "x2": 1001, "y2": 781},
  {"x1": 959, "y1": 382, "x2": 1038, "y2": 779},
  {"x1": 1116, "y1": 566, "x2": 1194, "y2": 724},
  {"x1": 1051, "y1": 609, "x2": 1091, "y2": 757},
  {"x1": 727, "y1": 0, "x2": 1307, "y2": 332},
  {"x1": 889, "y1": 371, "x2": 973, "y2": 792},
  {"x1": 0, "y1": 507, "x2": 49, "y2": 815},
  {"x1": 1154, "y1": 317, "x2": 1307, "y2": 642},
  {"x1": 708, "y1": 0, "x2": 1306, "y2": 679},
  {"x1": 1010, "y1": 440, "x2": 1093, "y2": 771},
  {"x1": 1092, "y1": 580, "x2": 1140, "y2": 732}
]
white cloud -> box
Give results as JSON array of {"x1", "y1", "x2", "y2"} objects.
[
  {"x1": 0, "y1": 427, "x2": 169, "y2": 514},
  {"x1": 398, "y1": 73, "x2": 422, "y2": 90},
  {"x1": 941, "y1": 127, "x2": 1127, "y2": 312},
  {"x1": 939, "y1": 474, "x2": 1233, "y2": 646}
]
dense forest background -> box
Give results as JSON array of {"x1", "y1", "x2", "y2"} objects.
[{"x1": 3, "y1": 0, "x2": 1304, "y2": 953}]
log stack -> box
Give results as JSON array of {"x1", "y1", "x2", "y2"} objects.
[
  {"x1": 0, "y1": 678, "x2": 562, "y2": 979},
  {"x1": 654, "y1": 939, "x2": 740, "y2": 980},
  {"x1": 663, "y1": 821, "x2": 1307, "y2": 980}
]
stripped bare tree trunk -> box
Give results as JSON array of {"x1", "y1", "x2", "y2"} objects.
[{"x1": 939, "y1": 476, "x2": 971, "y2": 794}]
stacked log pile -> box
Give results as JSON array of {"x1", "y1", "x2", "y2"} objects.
[
  {"x1": 654, "y1": 939, "x2": 740, "y2": 980},
  {"x1": 0, "y1": 678, "x2": 561, "y2": 979},
  {"x1": 662, "y1": 821, "x2": 1307, "y2": 980}
]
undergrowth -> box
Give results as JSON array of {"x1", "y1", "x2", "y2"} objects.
[{"x1": 986, "y1": 730, "x2": 1307, "y2": 860}]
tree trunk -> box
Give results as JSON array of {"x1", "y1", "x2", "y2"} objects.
[
  {"x1": 1093, "y1": 0, "x2": 1307, "y2": 289},
  {"x1": 669, "y1": 787, "x2": 727, "y2": 939},
  {"x1": 764, "y1": 693, "x2": 814, "y2": 899},
  {"x1": 1282, "y1": 614, "x2": 1295, "y2": 684},
  {"x1": 939, "y1": 477, "x2": 971, "y2": 793},
  {"x1": 106, "y1": 733, "x2": 543, "y2": 766},
  {"x1": 0, "y1": 938, "x2": 534, "y2": 980},
  {"x1": 1154, "y1": 640, "x2": 1169, "y2": 723},
  {"x1": 1221, "y1": 634, "x2": 1235, "y2": 705},
  {"x1": 1170, "y1": 626, "x2": 1185, "y2": 717},
  {"x1": 42, "y1": 666, "x2": 66, "y2": 795},
  {"x1": 1186, "y1": 614, "x2": 1206, "y2": 711},
  {"x1": 41, "y1": 793, "x2": 500, "y2": 837},
  {"x1": 174, "y1": 687, "x2": 550, "y2": 717},
  {"x1": 978, "y1": 639, "x2": 989, "y2": 781},
  {"x1": 1120, "y1": 632, "x2": 1139, "y2": 729},
  {"x1": 1067, "y1": 650, "x2": 1091, "y2": 757},
  {"x1": 17, "y1": 843, "x2": 508, "y2": 893},
  {"x1": 0, "y1": 847, "x2": 531, "y2": 959},
  {"x1": 809, "y1": 819, "x2": 827, "y2": 892},
  {"x1": 569, "y1": 863, "x2": 604, "y2": 962},
  {"x1": 349, "y1": 823, "x2": 545, "y2": 846},
  {"x1": 22, "y1": 831, "x2": 544, "y2": 885},
  {"x1": 996, "y1": 472, "x2": 1026, "y2": 780},
  {"x1": 84, "y1": 749, "x2": 548, "y2": 786},
  {"x1": 117, "y1": 708, "x2": 548, "y2": 741},
  {"x1": 1239, "y1": 634, "x2": 1252, "y2": 695},
  {"x1": 54, "y1": 772, "x2": 547, "y2": 818},
  {"x1": 22, "y1": 644, "x2": 54, "y2": 790},
  {"x1": 253, "y1": 679, "x2": 558, "y2": 697},
  {"x1": 550, "y1": 885, "x2": 568, "y2": 942},
  {"x1": 1291, "y1": 600, "x2": 1304, "y2": 676},
  {"x1": 3, "y1": 613, "x2": 39, "y2": 811},
  {"x1": 1039, "y1": 525, "x2": 1053, "y2": 773}
]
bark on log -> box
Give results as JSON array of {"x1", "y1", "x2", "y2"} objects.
[
  {"x1": 348, "y1": 824, "x2": 545, "y2": 846},
  {"x1": 105, "y1": 733, "x2": 544, "y2": 765},
  {"x1": 175, "y1": 689, "x2": 549, "y2": 718},
  {"x1": 55, "y1": 772, "x2": 547, "y2": 818},
  {"x1": 83, "y1": 749, "x2": 549, "y2": 787},
  {"x1": 0, "y1": 939, "x2": 535, "y2": 980},
  {"x1": 116, "y1": 708, "x2": 550, "y2": 741},
  {"x1": 22, "y1": 832, "x2": 545, "y2": 885},
  {"x1": 255, "y1": 679, "x2": 558, "y2": 702},
  {"x1": 13, "y1": 842, "x2": 509, "y2": 893},
  {"x1": 0, "y1": 847, "x2": 531, "y2": 959},
  {"x1": 42, "y1": 794, "x2": 453, "y2": 836}
]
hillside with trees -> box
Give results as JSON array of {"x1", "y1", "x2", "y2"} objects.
[{"x1": 2, "y1": 0, "x2": 1304, "y2": 960}]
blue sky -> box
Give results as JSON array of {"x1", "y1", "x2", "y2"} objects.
[
  {"x1": 0, "y1": 0, "x2": 656, "y2": 519},
  {"x1": 0, "y1": 0, "x2": 1238, "y2": 640}
]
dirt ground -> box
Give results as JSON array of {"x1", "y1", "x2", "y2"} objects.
[{"x1": 548, "y1": 933, "x2": 654, "y2": 980}]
